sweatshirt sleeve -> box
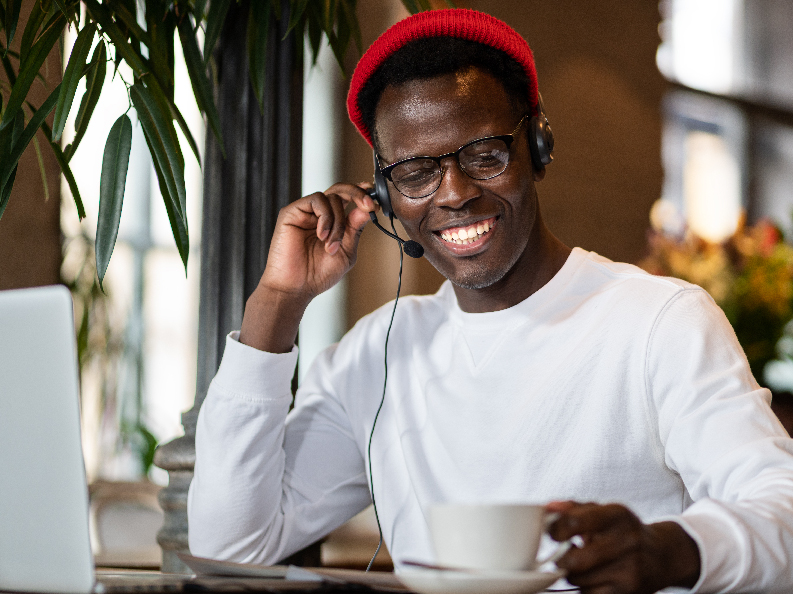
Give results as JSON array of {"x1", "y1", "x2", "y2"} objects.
[
  {"x1": 646, "y1": 288, "x2": 793, "y2": 593},
  {"x1": 187, "y1": 332, "x2": 372, "y2": 564}
]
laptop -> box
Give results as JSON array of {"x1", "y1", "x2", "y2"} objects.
[
  {"x1": 0, "y1": 285, "x2": 95, "y2": 594},
  {"x1": 0, "y1": 285, "x2": 398, "y2": 594}
]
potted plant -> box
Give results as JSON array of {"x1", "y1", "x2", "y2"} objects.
[{"x1": 0, "y1": 0, "x2": 448, "y2": 286}]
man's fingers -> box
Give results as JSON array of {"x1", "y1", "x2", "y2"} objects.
[
  {"x1": 292, "y1": 192, "x2": 333, "y2": 239},
  {"x1": 323, "y1": 193, "x2": 347, "y2": 253},
  {"x1": 550, "y1": 503, "x2": 638, "y2": 541},
  {"x1": 325, "y1": 182, "x2": 377, "y2": 214},
  {"x1": 557, "y1": 526, "x2": 641, "y2": 574},
  {"x1": 283, "y1": 184, "x2": 376, "y2": 260},
  {"x1": 546, "y1": 500, "x2": 577, "y2": 514},
  {"x1": 337, "y1": 203, "x2": 373, "y2": 260}
]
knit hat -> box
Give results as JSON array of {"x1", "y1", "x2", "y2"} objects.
[{"x1": 347, "y1": 8, "x2": 539, "y2": 147}]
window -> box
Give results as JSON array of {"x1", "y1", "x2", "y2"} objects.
[{"x1": 656, "y1": 0, "x2": 793, "y2": 238}]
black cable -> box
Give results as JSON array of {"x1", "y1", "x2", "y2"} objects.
[{"x1": 365, "y1": 216, "x2": 405, "y2": 572}]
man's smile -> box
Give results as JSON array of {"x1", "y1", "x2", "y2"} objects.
[
  {"x1": 436, "y1": 216, "x2": 498, "y2": 245},
  {"x1": 433, "y1": 216, "x2": 499, "y2": 254}
]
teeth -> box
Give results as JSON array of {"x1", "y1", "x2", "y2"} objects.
[{"x1": 439, "y1": 220, "x2": 495, "y2": 245}]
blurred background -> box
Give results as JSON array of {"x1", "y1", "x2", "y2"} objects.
[{"x1": 2, "y1": 0, "x2": 793, "y2": 571}]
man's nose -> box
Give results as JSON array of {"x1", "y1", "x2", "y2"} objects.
[{"x1": 433, "y1": 156, "x2": 480, "y2": 209}]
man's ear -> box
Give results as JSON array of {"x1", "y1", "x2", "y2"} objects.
[{"x1": 533, "y1": 167, "x2": 546, "y2": 182}]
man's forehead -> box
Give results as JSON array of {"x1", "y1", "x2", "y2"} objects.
[
  {"x1": 377, "y1": 69, "x2": 485, "y2": 121},
  {"x1": 373, "y1": 68, "x2": 514, "y2": 157}
]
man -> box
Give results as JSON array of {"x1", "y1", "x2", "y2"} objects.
[{"x1": 188, "y1": 9, "x2": 793, "y2": 593}]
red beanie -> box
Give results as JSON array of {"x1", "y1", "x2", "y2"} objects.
[{"x1": 347, "y1": 8, "x2": 539, "y2": 147}]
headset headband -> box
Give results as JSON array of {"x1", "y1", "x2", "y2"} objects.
[{"x1": 346, "y1": 8, "x2": 540, "y2": 148}]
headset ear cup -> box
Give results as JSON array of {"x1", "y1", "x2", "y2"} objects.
[
  {"x1": 529, "y1": 115, "x2": 554, "y2": 171},
  {"x1": 372, "y1": 152, "x2": 394, "y2": 219}
]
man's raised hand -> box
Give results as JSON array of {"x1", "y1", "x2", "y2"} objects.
[{"x1": 239, "y1": 184, "x2": 375, "y2": 353}]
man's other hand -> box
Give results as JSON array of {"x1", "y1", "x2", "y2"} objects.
[{"x1": 546, "y1": 501, "x2": 701, "y2": 594}]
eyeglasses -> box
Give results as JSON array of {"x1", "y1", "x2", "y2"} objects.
[{"x1": 378, "y1": 115, "x2": 528, "y2": 199}]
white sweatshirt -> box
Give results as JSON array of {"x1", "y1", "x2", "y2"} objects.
[{"x1": 189, "y1": 248, "x2": 793, "y2": 593}]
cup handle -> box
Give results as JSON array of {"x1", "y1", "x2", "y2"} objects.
[
  {"x1": 536, "y1": 512, "x2": 574, "y2": 567},
  {"x1": 536, "y1": 539, "x2": 573, "y2": 567}
]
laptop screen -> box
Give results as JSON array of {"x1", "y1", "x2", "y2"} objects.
[{"x1": 0, "y1": 285, "x2": 94, "y2": 594}]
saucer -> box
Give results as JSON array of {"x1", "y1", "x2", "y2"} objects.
[{"x1": 397, "y1": 566, "x2": 565, "y2": 594}]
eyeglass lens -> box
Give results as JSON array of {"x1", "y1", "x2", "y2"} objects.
[{"x1": 390, "y1": 137, "x2": 511, "y2": 198}]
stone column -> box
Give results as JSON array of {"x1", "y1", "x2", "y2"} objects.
[{"x1": 153, "y1": 0, "x2": 303, "y2": 573}]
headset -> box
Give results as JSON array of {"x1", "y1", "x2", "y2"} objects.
[
  {"x1": 362, "y1": 94, "x2": 554, "y2": 571},
  {"x1": 366, "y1": 157, "x2": 425, "y2": 259}
]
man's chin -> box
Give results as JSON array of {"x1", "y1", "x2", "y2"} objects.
[
  {"x1": 425, "y1": 241, "x2": 525, "y2": 292},
  {"x1": 443, "y1": 260, "x2": 515, "y2": 291}
]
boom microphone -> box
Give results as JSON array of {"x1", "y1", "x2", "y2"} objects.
[{"x1": 368, "y1": 212, "x2": 424, "y2": 259}]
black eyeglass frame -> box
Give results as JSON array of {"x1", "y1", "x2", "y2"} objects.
[{"x1": 377, "y1": 114, "x2": 529, "y2": 199}]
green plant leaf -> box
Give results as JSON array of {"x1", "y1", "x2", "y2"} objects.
[
  {"x1": 52, "y1": 0, "x2": 73, "y2": 21},
  {"x1": 96, "y1": 114, "x2": 132, "y2": 289},
  {"x1": 145, "y1": 4, "x2": 176, "y2": 103},
  {"x1": 247, "y1": 0, "x2": 270, "y2": 113},
  {"x1": 170, "y1": 100, "x2": 202, "y2": 167},
  {"x1": 306, "y1": 7, "x2": 322, "y2": 65},
  {"x1": 0, "y1": 11, "x2": 65, "y2": 132},
  {"x1": 132, "y1": 79, "x2": 191, "y2": 269},
  {"x1": 322, "y1": 0, "x2": 332, "y2": 33},
  {"x1": 0, "y1": 105, "x2": 13, "y2": 164},
  {"x1": 106, "y1": 0, "x2": 151, "y2": 50},
  {"x1": 177, "y1": 15, "x2": 224, "y2": 155},
  {"x1": 37, "y1": 117, "x2": 86, "y2": 219},
  {"x1": 143, "y1": 131, "x2": 190, "y2": 270},
  {"x1": 203, "y1": 0, "x2": 231, "y2": 64},
  {"x1": 0, "y1": 84, "x2": 59, "y2": 195},
  {"x1": 130, "y1": 81, "x2": 188, "y2": 238},
  {"x1": 31, "y1": 134, "x2": 50, "y2": 202},
  {"x1": 400, "y1": 0, "x2": 420, "y2": 14},
  {"x1": 0, "y1": 164, "x2": 18, "y2": 221},
  {"x1": 84, "y1": 0, "x2": 146, "y2": 76},
  {"x1": 0, "y1": 40, "x2": 51, "y2": 88},
  {"x1": 54, "y1": 0, "x2": 80, "y2": 25},
  {"x1": 339, "y1": 0, "x2": 361, "y2": 54},
  {"x1": 327, "y1": 31, "x2": 346, "y2": 73},
  {"x1": 85, "y1": 1, "x2": 199, "y2": 167},
  {"x1": 332, "y1": 3, "x2": 351, "y2": 55},
  {"x1": 0, "y1": 44, "x2": 16, "y2": 84},
  {"x1": 3, "y1": 0, "x2": 21, "y2": 49},
  {"x1": 194, "y1": 0, "x2": 209, "y2": 21},
  {"x1": 0, "y1": 111, "x2": 23, "y2": 222},
  {"x1": 58, "y1": 151, "x2": 84, "y2": 218},
  {"x1": 66, "y1": 40, "x2": 106, "y2": 161},
  {"x1": 285, "y1": 0, "x2": 310, "y2": 35},
  {"x1": 52, "y1": 22, "x2": 96, "y2": 142},
  {"x1": 19, "y1": 0, "x2": 47, "y2": 65}
]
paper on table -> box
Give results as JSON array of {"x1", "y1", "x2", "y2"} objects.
[{"x1": 176, "y1": 553, "x2": 408, "y2": 591}]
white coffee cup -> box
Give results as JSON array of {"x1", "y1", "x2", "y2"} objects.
[{"x1": 428, "y1": 503, "x2": 570, "y2": 572}]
